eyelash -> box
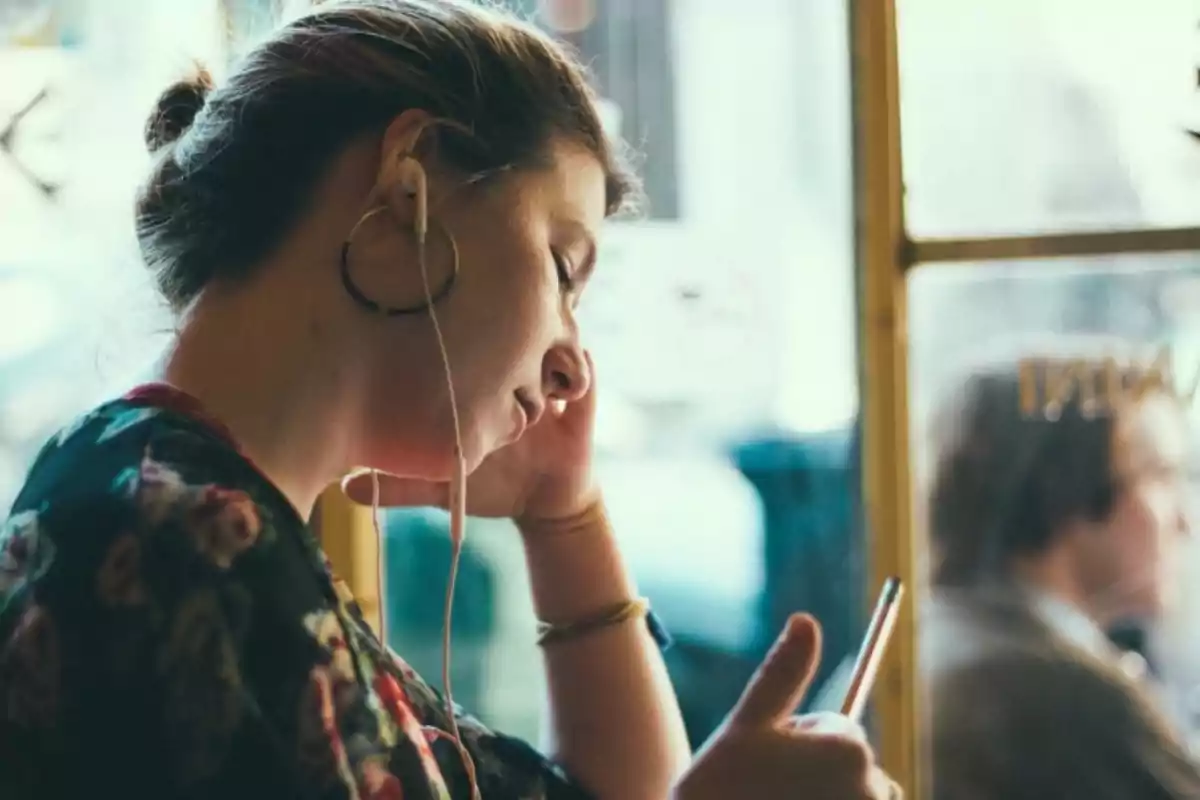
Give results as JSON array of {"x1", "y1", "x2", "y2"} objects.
[{"x1": 553, "y1": 251, "x2": 576, "y2": 291}]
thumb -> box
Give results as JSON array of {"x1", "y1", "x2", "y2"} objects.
[
  {"x1": 729, "y1": 613, "x2": 822, "y2": 728},
  {"x1": 341, "y1": 469, "x2": 449, "y2": 509}
]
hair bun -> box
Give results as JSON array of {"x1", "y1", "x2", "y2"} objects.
[{"x1": 144, "y1": 65, "x2": 215, "y2": 152}]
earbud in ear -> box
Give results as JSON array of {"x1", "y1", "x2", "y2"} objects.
[{"x1": 390, "y1": 155, "x2": 428, "y2": 243}]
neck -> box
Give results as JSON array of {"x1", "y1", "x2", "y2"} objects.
[
  {"x1": 1014, "y1": 547, "x2": 1111, "y2": 626},
  {"x1": 158, "y1": 282, "x2": 360, "y2": 519}
]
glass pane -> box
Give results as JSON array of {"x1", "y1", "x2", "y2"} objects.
[
  {"x1": 910, "y1": 253, "x2": 1200, "y2": 798},
  {"x1": 0, "y1": 0, "x2": 222, "y2": 513},
  {"x1": 382, "y1": 0, "x2": 868, "y2": 749},
  {"x1": 898, "y1": 0, "x2": 1200, "y2": 237}
]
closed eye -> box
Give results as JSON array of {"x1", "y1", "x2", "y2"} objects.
[{"x1": 553, "y1": 250, "x2": 576, "y2": 292}]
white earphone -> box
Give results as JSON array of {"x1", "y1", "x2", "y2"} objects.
[
  {"x1": 392, "y1": 155, "x2": 428, "y2": 244},
  {"x1": 369, "y1": 152, "x2": 478, "y2": 798},
  {"x1": 388, "y1": 154, "x2": 467, "y2": 546}
]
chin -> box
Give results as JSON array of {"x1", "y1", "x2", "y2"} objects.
[
  {"x1": 362, "y1": 424, "x2": 466, "y2": 482},
  {"x1": 1121, "y1": 586, "x2": 1169, "y2": 623},
  {"x1": 1147, "y1": 586, "x2": 1174, "y2": 617},
  {"x1": 458, "y1": 426, "x2": 503, "y2": 474}
]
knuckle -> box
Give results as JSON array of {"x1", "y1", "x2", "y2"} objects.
[{"x1": 827, "y1": 736, "x2": 873, "y2": 772}]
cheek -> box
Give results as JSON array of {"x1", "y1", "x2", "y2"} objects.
[
  {"x1": 475, "y1": 251, "x2": 559, "y2": 349},
  {"x1": 447, "y1": 253, "x2": 557, "y2": 409},
  {"x1": 473, "y1": 276, "x2": 554, "y2": 370},
  {"x1": 1114, "y1": 486, "x2": 1176, "y2": 566},
  {"x1": 1145, "y1": 483, "x2": 1183, "y2": 543}
]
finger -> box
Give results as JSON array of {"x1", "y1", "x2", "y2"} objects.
[
  {"x1": 557, "y1": 350, "x2": 598, "y2": 430},
  {"x1": 782, "y1": 714, "x2": 868, "y2": 743},
  {"x1": 729, "y1": 613, "x2": 822, "y2": 728},
  {"x1": 868, "y1": 768, "x2": 903, "y2": 800},
  {"x1": 341, "y1": 468, "x2": 449, "y2": 509},
  {"x1": 786, "y1": 712, "x2": 869, "y2": 744}
]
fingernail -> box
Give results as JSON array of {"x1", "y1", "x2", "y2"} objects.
[
  {"x1": 774, "y1": 614, "x2": 803, "y2": 650},
  {"x1": 784, "y1": 613, "x2": 813, "y2": 641}
]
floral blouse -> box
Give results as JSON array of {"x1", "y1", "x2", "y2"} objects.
[{"x1": 0, "y1": 386, "x2": 595, "y2": 800}]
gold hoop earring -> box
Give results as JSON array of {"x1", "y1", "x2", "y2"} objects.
[{"x1": 339, "y1": 206, "x2": 460, "y2": 316}]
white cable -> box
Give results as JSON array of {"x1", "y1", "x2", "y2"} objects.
[{"x1": 371, "y1": 210, "x2": 479, "y2": 799}]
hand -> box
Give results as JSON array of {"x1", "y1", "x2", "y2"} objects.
[
  {"x1": 342, "y1": 353, "x2": 599, "y2": 525},
  {"x1": 673, "y1": 615, "x2": 902, "y2": 800}
]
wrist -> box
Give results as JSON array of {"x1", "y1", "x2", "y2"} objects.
[
  {"x1": 518, "y1": 497, "x2": 636, "y2": 622},
  {"x1": 515, "y1": 489, "x2": 607, "y2": 540}
]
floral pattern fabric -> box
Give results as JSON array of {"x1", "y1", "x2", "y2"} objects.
[{"x1": 0, "y1": 397, "x2": 594, "y2": 800}]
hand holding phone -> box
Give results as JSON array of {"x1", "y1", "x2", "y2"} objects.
[{"x1": 673, "y1": 613, "x2": 903, "y2": 800}]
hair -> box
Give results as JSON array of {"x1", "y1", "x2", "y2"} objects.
[
  {"x1": 926, "y1": 342, "x2": 1179, "y2": 589},
  {"x1": 135, "y1": 0, "x2": 640, "y2": 311}
]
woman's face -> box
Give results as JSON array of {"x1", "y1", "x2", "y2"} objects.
[{"x1": 354, "y1": 139, "x2": 606, "y2": 478}]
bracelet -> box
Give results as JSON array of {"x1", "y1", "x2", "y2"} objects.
[{"x1": 536, "y1": 597, "x2": 651, "y2": 647}]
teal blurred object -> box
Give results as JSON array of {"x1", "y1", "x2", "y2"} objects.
[
  {"x1": 381, "y1": 508, "x2": 496, "y2": 713},
  {"x1": 732, "y1": 426, "x2": 865, "y2": 712},
  {"x1": 663, "y1": 425, "x2": 866, "y2": 747}
]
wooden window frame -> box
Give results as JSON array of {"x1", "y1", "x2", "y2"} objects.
[{"x1": 852, "y1": 0, "x2": 1200, "y2": 795}]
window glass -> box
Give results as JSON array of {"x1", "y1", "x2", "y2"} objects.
[
  {"x1": 898, "y1": 0, "x2": 1200, "y2": 237},
  {"x1": 910, "y1": 255, "x2": 1200, "y2": 795},
  {"x1": 0, "y1": 0, "x2": 221, "y2": 512}
]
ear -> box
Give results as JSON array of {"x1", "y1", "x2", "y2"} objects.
[{"x1": 375, "y1": 109, "x2": 436, "y2": 196}]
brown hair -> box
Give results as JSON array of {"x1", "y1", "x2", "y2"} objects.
[
  {"x1": 135, "y1": 0, "x2": 639, "y2": 311},
  {"x1": 926, "y1": 345, "x2": 1176, "y2": 588}
]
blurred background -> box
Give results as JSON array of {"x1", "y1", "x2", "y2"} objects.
[{"x1": 3, "y1": 0, "x2": 1200, "y2": 774}]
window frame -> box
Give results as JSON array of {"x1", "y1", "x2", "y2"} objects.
[{"x1": 852, "y1": 0, "x2": 1200, "y2": 795}]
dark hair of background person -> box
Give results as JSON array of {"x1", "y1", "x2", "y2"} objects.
[{"x1": 926, "y1": 351, "x2": 1177, "y2": 588}]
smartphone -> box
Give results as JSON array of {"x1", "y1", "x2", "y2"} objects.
[{"x1": 840, "y1": 576, "x2": 904, "y2": 722}]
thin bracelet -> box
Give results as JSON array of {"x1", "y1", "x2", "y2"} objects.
[{"x1": 536, "y1": 597, "x2": 651, "y2": 647}]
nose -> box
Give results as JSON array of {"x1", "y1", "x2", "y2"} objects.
[{"x1": 541, "y1": 344, "x2": 590, "y2": 403}]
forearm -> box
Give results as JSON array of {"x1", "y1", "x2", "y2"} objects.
[{"x1": 518, "y1": 502, "x2": 691, "y2": 800}]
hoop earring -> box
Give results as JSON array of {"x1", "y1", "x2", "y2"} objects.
[{"x1": 339, "y1": 206, "x2": 460, "y2": 316}]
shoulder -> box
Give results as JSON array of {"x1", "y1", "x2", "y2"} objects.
[
  {"x1": 1, "y1": 400, "x2": 288, "y2": 621},
  {"x1": 15, "y1": 399, "x2": 286, "y2": 514},
  {"x1": 924, "y1": 590, "x2": 1200, "y2": 797},
  {"x1": 930, "y1": 644, "x2": 1200, "y2": 798},
  {"x1": 927, "y1": 594, "x2": 1157, "y2": 729},
  {"x1": 0, "y1": 402, "x2": 312, "y2": 796},
  {"x1": 936, "y1": 644, "x2": 1149, "y2": 720},
  {"x1": 922, "y1": 589, "x2": 1049, "y2": 674}
]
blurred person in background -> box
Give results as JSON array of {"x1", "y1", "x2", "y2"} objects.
[
  {"x1": 921, "y1": 342, "x2": 1200, "y2": 800},
  {"x1": 0, "y1": 1, "x2": 900, "y2": 798}
]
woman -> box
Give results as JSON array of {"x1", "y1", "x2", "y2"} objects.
[{"x1": 0, "y1": 2, "x2": 898, "y2": 798}]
